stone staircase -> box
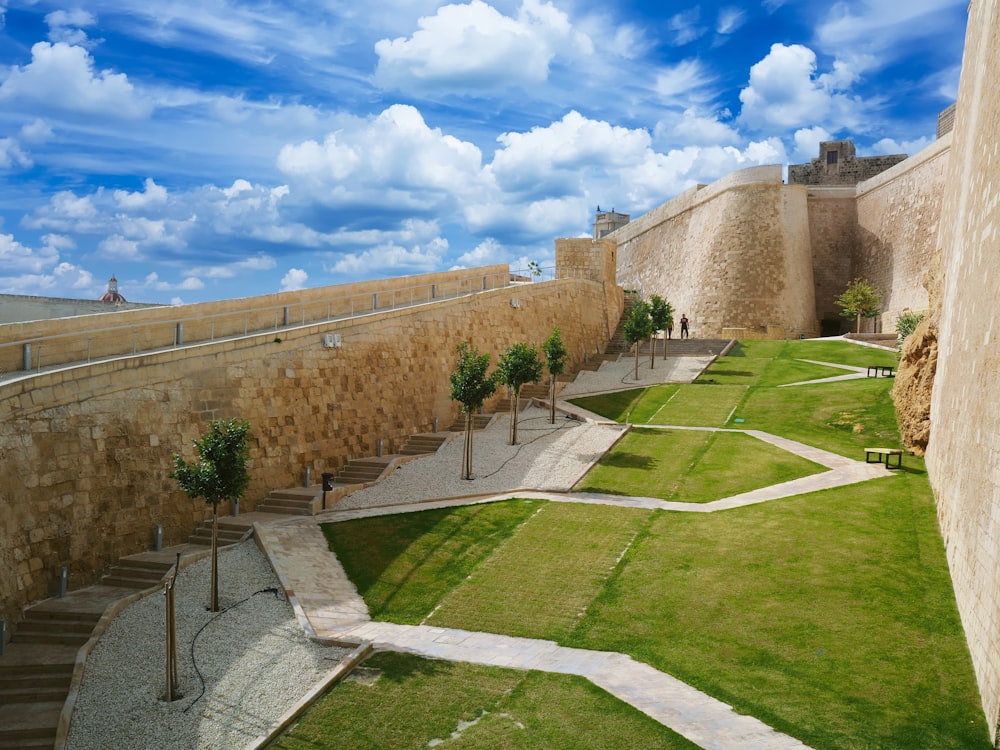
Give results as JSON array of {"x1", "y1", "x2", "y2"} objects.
[
  {"x1": 187, "y1": 518, "x2": 254, "y2": 547},
  {"x1": 398, "y1": 432, "x2": 448, "y2": 456},
  {"x1": 446, "y1": 413, "x2": 495, "y2": 432},
  {"x1": 256, "y1": 487, "x2": 319, "y2": 516},
  {"x1": 0, "y1": 518, "x2": 254, "y2": 749},
  {"x1": 333, "y1": 457, "x2": 389, "y2": 485}
]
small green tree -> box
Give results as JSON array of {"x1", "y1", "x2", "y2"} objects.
[
  {"x1": 622, "y1": 299, "x2": 653, "y2": 381},
  {"x1": 896, "y1": 310, "x2": 925, "y2": 347},
  {"x1": 495, "y1": 342, "x2": 544, "y2": 445},
  {"x1": 170, "y1": 418, "x2": 251, "y2": 612},
  {"x1": 649, "y1": 294, "x2": 674, "y2": 364},
  {"x1": 450, "y1": 342, "x2": 497, "y2": 480},
  {"x1": 836, "y1": 278, "x2": 882, "y2": 334},
  {"x1": 527, "y1": 260, "x2": 542, "y2": 279},
  {"x1": 541, "y1": 327, "x2": 568, "y2": 425}
]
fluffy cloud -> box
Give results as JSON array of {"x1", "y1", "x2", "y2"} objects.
[
  {"x1": 46, "y1": 9, "x2": 97, "y2": 46},
  {"x1": 280, "y1": 268, "x2": 308, "y2": 291},
  {"x1": 114, "y1": 178, "x2": 168, "y2": 209},
  {"x1": 278, "y1": 105, "x2": 485, "y2": 210},
  {"x1": 374, "y1": 0, "x2": 578, "y2": 93},
  {"x1": 738, "y1": 43, "x2": 863, "y2": 132},
  {"x1": 0, "y1": 42, "x2": 151, "y2": 118},
  {"x1": 327, "y1": 238, "x2": 448, "y2": 276}
]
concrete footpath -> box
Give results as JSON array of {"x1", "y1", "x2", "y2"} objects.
[{"x1": 254, "y1": 496, "x2": 816, "y2": 750}]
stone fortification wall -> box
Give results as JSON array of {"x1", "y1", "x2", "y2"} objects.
[
  {"x1": 803, "y1": 187, "x2": 858, "y2": 333},
  {"x1": 614, "y1": 165, "x2": 817, "y2": 338},
  {"x1": 789, "y1": 140, "x2": 908, "y2": 186},
  {"x1": 0, "y1": 294, "x2": 162, "y2": 324},
  {"x1": 0, "y1": 266, "x2": 509, "y2": 377},
  {"x1": 0, "y1": 267, "x2": 621, "y2": 629},
  {"x1": 855, "y1": 134, "x2": 951, "y2": 332},
  {"x1": 920, "y1": 0, "x2": 1000, "y2": 740}
]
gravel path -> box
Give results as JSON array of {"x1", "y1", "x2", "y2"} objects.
[{"x1": 64, "y1": 542, "x2": 350, "y2": 750}]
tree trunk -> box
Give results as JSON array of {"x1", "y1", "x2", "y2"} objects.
[
  {"x1": 509, "y1": 386, "x2": 520, "y2": 445},
  {"x1": 634, "y1": 341, "x2": 640, "y2": 381},
  {"x1": 856, "y1": 312, "x2": 861, "y2": 334},
  {"x1": 462, "y1": 412, "x2": 472, "y2": 480},
  {"x1": 209, "y1": 504, "x2": 219, "y2": 612},
  {"x1": 549, "y1": 374, "x2": 556, "y2": 424},
  {"x1": 649, "y1": 334, "x2": 655, "y2": 368}
]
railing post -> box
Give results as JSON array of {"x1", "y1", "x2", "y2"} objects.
[
  {"x1": 174, "y1": 322, "x2": 184, "y2": 346},
  {"x1": 283, "y1": 306, "x2": 290, "y2": 326},
  {"x1": 22, "y1": 343, "x2": 31, "y2": 371}
]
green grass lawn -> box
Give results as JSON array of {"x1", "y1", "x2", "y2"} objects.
[
  {"x1": 573, "y1": 427, "x2": 825, "y2": 502},
  {"x1": 272, "y1": 652, "x2": 701, "y2": 750},
  {"x1": 295, "y1": 338, "x2": 989, "y2": 750}
]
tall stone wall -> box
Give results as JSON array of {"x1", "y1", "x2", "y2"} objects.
[
  {"x1": 614, "y1": 165, "x2": 817, "y2": 338},
  {"x1": 855, "y1": 135, "x2": 951, "y2": 332},
  {"x1": 0, "y1": 269, "x2": 622, "y2": 629},
  {"x1": 804, "y1": 187, "x2": 858, "y2": 334},
  {"x1": 922, "y1": 0, "x2": 1000, "y2": 741}
]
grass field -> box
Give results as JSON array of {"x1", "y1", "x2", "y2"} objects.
[{"x1": 278, "y1": 339, "x2": 992, "y2": 750}]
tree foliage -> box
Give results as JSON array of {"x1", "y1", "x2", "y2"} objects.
[
  {"x1": 622, "y1": 299, "x2": 653, "y2": 380},
  {"x1": 836, "y1": 278, "x2": 882, "y2": 334},
  {"x1": 542, "y1": 327, "x2": 568, "y2": 424},
  {"x1": 895, "y1": 310, "x2": 925, "y2": 347},
  {"x1": 449, "y1": 342, "x2": 497, "y2": 480},
  {"x1": 170, "y1": 418, "x2": 251, "y2": 611},
  {"x1": 495, "y1": 341, "x2": 544, "y2": 444},
  {"x1": 649, "y1": 294, "x2": 674, "y2": 362}
]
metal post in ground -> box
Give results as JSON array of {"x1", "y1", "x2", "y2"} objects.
[{"x1": 59, "y1": 566, "x2": 68, "y2": 598}]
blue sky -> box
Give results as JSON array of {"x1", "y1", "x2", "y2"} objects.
[{"x1": 0, "y1": 1, "x2": 968, "y2": 305}]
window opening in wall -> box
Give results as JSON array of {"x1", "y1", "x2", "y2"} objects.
[{"x1": 827, "y1": 150, "x2": 838, "y2": 165}]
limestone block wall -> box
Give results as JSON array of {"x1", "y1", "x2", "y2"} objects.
[
  {"x1": 0, "y1": 266, "x2": 510, "y2": 376},
  {"x1": 804, "y1": 187, "x2": 858, "y2": 333},
  {"x1": 0, "y1": 273, "x2": 620, "y2": 628},
  {"x1": 614, "y1": 165, "x2": 818, "y2": 338},
  {"x1": 923, "y1": 0, "x2": 1000, "y2": 740},
  {"x1": 855, "y1": 135, "x2": 950, "y2": 332}
]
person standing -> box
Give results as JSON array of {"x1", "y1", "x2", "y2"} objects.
[{"x1": 680, "y1": 314, "x2": 690, "y2": 339}]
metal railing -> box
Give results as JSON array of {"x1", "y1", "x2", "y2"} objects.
[{"x1": 1, "y1": 270, "x2": 519, "y2": 382}]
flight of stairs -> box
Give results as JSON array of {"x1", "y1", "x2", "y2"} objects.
[
  {"x1": 447, "y1": 413, "x2": 494, "y2": 432},
  {"x1": 399, "y1": 433, "x2": 448, "y2": 456},
  {"x1": 187, "y1": 518, "x2": 253, "y2": 547},
  {"x1": 100, "y1": 557, "x2": 176, "y2": 589},
  {"x1": 333, "y1": 457, "x2": 388, "y2": 485}
]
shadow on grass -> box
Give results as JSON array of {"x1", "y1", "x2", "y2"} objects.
[{"x1": 600, "y1": 452, "x2": 656, "y2": 470}]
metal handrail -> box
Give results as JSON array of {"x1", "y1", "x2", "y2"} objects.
[{"x1": 1, "y1": 269, "x2": 526, "y2": 380}]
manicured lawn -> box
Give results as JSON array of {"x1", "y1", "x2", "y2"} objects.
[
  {"x1": 301, "y1": 338, "x2": 989, "y2": 750},
  {"x1": 272, "y1": 652, "x2": 701, "y2": 750},
  {"x1": 573, "y1": 427, "x2": 825, "y2": 502}
]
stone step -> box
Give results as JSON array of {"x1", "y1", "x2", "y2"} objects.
[
  {"x1": 0, "y1": 662, "x2": 73, "y2": 704},
  {"x1": 257, "y1": 495, "x2": 315, "y2": 515},
  {"x1": 100, "y1": 557, "x2": 174, "y2": 588},
  {"x1": 399, "y1": 433, "x2": 448, "y2": 456},
  {"x1": 0, "y1": 701, "x2": 62, "y2": 748},
  {"x1": 447, "y1": 414, "x2": 494, "y2": 432},
  {"x1": 186, "y1": 519, "x2": 250, "y2": 547}
]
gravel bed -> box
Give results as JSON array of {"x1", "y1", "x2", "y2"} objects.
[
  {"x1": 65, "y1": 541, "x2": 349, "y2": 750},
  {"x1": 334, "y1": 405, "x2": 628, "y2": 510}
]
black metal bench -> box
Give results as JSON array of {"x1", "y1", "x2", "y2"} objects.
[{"x1": 865, "y1": 447, "x2": 903, "y2": 468}]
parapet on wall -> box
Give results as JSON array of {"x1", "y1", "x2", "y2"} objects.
[
  {"x1": 0, "y1": 260, "x2": 622, "y2": 630},
  {"x1": 613, "y1": 165, "x2": 818, "y2": 338}
]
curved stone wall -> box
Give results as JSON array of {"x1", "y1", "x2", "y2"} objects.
[{"x1": 615, "y1": 166, "x2": 817, "y2": 338}]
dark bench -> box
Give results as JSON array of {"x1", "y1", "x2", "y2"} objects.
[
  {"x1": 865, "y1": 447, "x2": 903, "y2": 468},
  {"x1": 867, "y1": 365, "x2": 895, "y2": 377}
]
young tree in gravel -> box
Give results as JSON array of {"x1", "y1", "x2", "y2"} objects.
[
  {"x1": 623, "y1": 299, "x2": 653, "y2": 381},
  {"x1": 450, "y1": 342, "x2": 497, "y2": 480},
  {"x1": 495, "y1": 341, "x2": 544, "y2": 445},
  {"x1": 648, "y1": 294, "x2": 674, "y2": 365},
  {"x1": 836, "y1": 278, "x2": 882, "y2": 334},
  {"x1": 170, "y1": 418, "x2": 251, "y2": 612},
  {"x1": 541, "y1": 327, "x2": 568, "y2": 425}
]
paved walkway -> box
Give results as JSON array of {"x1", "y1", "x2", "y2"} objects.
[
  {"x1": 254, "y1": 509, "x2": 814, "y2": 750},
  {"x1": 254, "y1": 417, "x2": 896, "y2": 749}
]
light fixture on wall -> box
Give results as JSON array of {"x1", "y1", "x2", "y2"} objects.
[
  {"x1": 510, "y1": 298, "x2": 520, "y2": 309},
  {"x1": 322, "y1": 333, "x2": 342, "y2": 348}
]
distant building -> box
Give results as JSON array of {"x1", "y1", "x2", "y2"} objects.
[
  {"x1": 99, "y1": 275, "x2": 127, "y2": 303},
  {"x1": 788, "y1": 140, "x2": 907, "y2": 186},
  {"x1": 593, "y1": 207, "x2": 630, "y2": 238}
]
